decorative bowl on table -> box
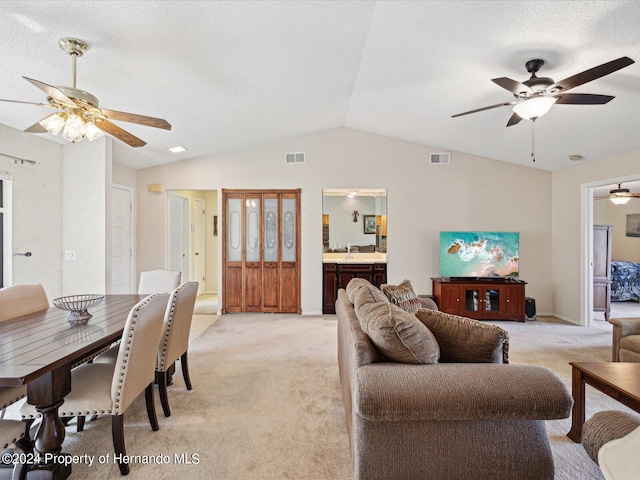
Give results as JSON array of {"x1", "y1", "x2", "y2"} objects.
[{"x1": 53, "y1": 294, "x2": 104, "y2": 325}]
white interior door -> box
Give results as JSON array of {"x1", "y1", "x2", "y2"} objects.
[
  {"x1": 192, "y1": 197, "x2": 206, "y2": 295},
  {"x1": 111, "y1": 185, "x2": 133, "y2": 293},
  {"x1": 169, "y1": 194, "x2": 190, "y2": 281}
]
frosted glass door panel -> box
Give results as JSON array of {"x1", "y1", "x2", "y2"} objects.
[
  {"x1": 282, "y1": 198, "x2": 296, "y2": 262},
  {"x1": 245, "y1": 197, "x2": 261, "y2": 262},
  {"x1": 264, "y1": 198, "x2": 278, "y2": 262},
  {"x1": 227, "y1": 198, "x2": 242, "y2": 262}
]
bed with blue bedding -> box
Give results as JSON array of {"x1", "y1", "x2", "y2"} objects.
[{"x1": 611, "y1": 261, "x2": 640, "y2": 302}]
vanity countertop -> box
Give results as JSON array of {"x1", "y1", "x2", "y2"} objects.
[
  {"x1": 322, "y1": 253, "x2": 387, "y2": 264},
  {"x1": 323, "y1": 259, "x2": 387, "y2": 264}
]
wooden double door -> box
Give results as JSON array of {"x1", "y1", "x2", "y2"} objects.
[{"x1": 222, "y1": 189, "x2": 301, "y2": 314}]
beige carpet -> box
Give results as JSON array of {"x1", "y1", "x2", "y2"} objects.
[
  {"x1": 7, "y1": 314, "x2": 636, "y2": 479},
  {"x1": 193, "y1": 294, "x2": 219, "y2": 315}
]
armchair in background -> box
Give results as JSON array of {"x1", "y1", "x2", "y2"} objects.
[{"x1": 610, "y1": 317, "x2": 640, "y2": 362}]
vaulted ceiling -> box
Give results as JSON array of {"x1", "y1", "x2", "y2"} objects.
[{"x1": 1, "y1": 1, "x2": 639, "y2": 170}]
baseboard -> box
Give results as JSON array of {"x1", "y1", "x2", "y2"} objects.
[{"x1": 547, "y1": 312, "x2": 580, "y2": 325}]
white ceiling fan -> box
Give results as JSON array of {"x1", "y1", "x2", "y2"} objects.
[{"x1": 0, "y1": 37, "x2": 171, "y2": 147}]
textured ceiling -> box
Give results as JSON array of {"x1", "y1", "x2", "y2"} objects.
[{"x1": 0, "y1": 1, "x2": 639, "y2": 170}]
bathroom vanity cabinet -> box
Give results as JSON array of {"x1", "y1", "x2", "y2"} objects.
[{"x1": 323, "y1": 262, "x2": 387, "y2": 314}]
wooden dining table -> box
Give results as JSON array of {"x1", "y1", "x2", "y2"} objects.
[{"x1": 0, "y1": 294, "x2": 145, "y2": 480}]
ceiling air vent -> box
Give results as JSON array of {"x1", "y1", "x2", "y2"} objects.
[
  {"x1": 285, "y1": 152, "x2": 306, "y2": 164},
  {"x1": 430, "y1": 153, "x2": 450, "y2": 165}
]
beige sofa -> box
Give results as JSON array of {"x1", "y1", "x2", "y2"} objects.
[{"x1": 336, "y1": 278, "x2": 573, "y2": 480}]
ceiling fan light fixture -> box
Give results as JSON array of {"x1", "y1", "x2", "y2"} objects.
[
  {"x1": 84, "y1": 121, "x2": 103, "y2": 142},
  {"x1": 39, "y1": 113, "x2": 66, "y2": 135},
  {"x1": 512, "y1": 96, "x2": 557, "y2": 120},
  {"x1": 62, "y1": 113, "x2": 85, "y2": 143},
  {"x1": 610, "y1": 196, "x2": 631, "y2": 205}
]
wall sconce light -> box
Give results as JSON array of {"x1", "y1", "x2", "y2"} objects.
[
  {"x1": 149, "y1": 183, "x2": 163, "y2": 193},
  {"x1": 353, "y1": 210, "x2": 359, "y2": 222}
]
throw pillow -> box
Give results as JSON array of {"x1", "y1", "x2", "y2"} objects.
[
  {"x1": 414, "y1": 309, "x2": 509, "y2": 363},
  {"x1": 381, "y1": 279, "x2": 421, "y2": 314},
  {"x1": 357, "y1": 301, "x2": 440, "y2": 364},
  {"x1": 346, "y1": 278, "x2": 388, "y2": 307}
]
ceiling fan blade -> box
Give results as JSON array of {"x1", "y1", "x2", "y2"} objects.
[
  {"x1": 550, "y1": 56, "x2": 635, "y2": 93},
  {"x1": 452, "y1": 101, "x2": 516, "y2": 118},
  {"x1": 96, "y1": 119, "x2": 146, "y2": 147},
  {"x1": 24, "y1": 120, "x2": 48, "y2": 133},
  {"x1": 553, "y1": 93, "x2": 615, "y2": 105},
  {"x1": 594, "y1": 193, "x2": 640, "y2": 200},
  {"x1": 491, "y1": 77, "x2": 532, "y2": 95},
  {"x1": 0, "y1": 98, "x2": 56, "y2": 108},
  {"x1": 23, "y1": 77, "x2": 76, "y2": 106},
  {"x1": 506, "y1": 112, "x2": 523, "y2": 127},
  {"x1": 101, "y1": 108, "x2": 171, "y2": 130}
]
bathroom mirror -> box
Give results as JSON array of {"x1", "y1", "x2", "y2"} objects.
[{"x1": 322, "y1": 189, "x2": 387, "y2": 253}]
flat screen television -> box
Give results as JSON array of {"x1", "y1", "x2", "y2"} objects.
[{"x1": 439, "y1": 231, "x2": 519, "y2": 278}]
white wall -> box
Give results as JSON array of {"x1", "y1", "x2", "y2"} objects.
[
  {"x1": 0, "y1": 123, "x2": 63, "y2": 300},
  {"x1": 323, "y1": 195, "x2": 377, "y2": 247},
  {"x1": 0, "y1": 125, "x2": 118, "y2": 299},
  {"x1": 552, "y1": 149, "x2": 640, "y2": 323},
  {"x1": 204, "y1": 190, "x2": 219, "y2": 293},
  {"x1": 113, "y1": 162, "x2": 137, "y2": 189},
  {"x1": 62, "y1": 137, "x2": 111, "y2": 294},
  {"x1": 593, "y1": 199, "x2": 640, "y2": 263},
  {"x1": 137, "y1": 128, "x2": 552, "y2": 314}
]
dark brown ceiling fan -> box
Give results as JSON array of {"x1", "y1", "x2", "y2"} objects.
[
  {"x1": 595, "y1": 183, "x2": 640, "y2": 204},
  {"x1": 452, "y1": 56, "x2": 635, "y2": 126},
  {"x1": 0, "y1": 37, "x2": 171, "y2": 147}
]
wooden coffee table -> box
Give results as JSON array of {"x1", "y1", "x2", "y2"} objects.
[{"x1": 567, "y1": 362, "x2": 640, "y2": 442}]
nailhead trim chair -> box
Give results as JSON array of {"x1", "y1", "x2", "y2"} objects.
[
  {"x1": 138, "y1": 270, "x2": 181, "y2": 295},
  {"x1": 0, "y1": 283, "x2": 49, "y2": 322},
  {"x1": 155, "y1": 282, "x2": 198, "y2": 416},
  {"x1": 21, "y1": 293, "x2": 169, "y2": 476},
  {"x1": 0, "y1": 387, "x2": 32, "y2": 480},
  {"x1": 95, "y1": 282, "x2": 199, "y2": 417},
  {"x1": 0, "y1": 420, "x2": 30, "y2": 480},
  {"x1": 0, "y1": 284, "x2": 50, "y2": 413}
]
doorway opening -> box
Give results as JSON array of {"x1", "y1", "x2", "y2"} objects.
[
  {"x1": 167, "y1": 190, "x2": 219, "y2": 313},
  {"x1": 582, "y1": 175, "x2": 640, "y2": 326}
]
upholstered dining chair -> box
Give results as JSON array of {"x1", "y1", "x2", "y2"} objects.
[
  {"x1": 21, "y1": 293, "x2": 169, "y2": 476},
  {"x1": 138, "y1": 270, "x2": 181, "y2": 294},
  {"x1": 0, "y1": 419, "x2": 30, "y2": 480},
  {"x1": 0, "y1": 387, "x2": 32, "y2": 480},
  {"x1": 0, "y1": 284, "x2": 50, "y2": 418},
  {"x1": 610, "y1": 317, "x2": 640, "y2": 362},
  {"x1": 95, "y1": 282, "x2": 199, "y2": 417},
  {"x1": 0, "y1": 284, "x2": 49, "y2": 323}
]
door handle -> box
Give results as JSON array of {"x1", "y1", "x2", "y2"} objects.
[{"x1": 195, "y1": 252, "x2": 200, "y2": 255}]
